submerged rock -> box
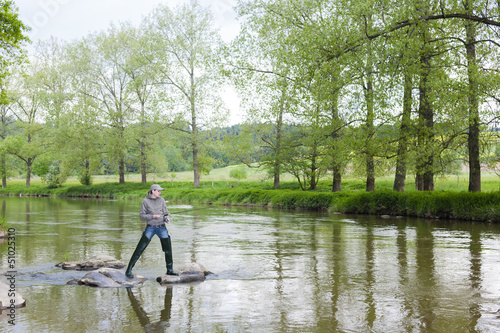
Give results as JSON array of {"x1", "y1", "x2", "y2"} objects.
[
  {"x1": 0, "y1": 229, "x2": 8, "y2": 239},
  {"x1": 56, "y1": 255, "x2": 125, "y2": 271},
  {"x1": 0, "y1": 280, "x2": 26, "y2": 309},
  {"x1": 157, "y1": 262, "x2": 212, "y2": 285},
  {"x1": 77, "y1": 268, "x2": 146, "y2": 288}
]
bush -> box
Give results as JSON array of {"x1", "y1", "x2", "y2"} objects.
[
  {"x1": 229, "y1": 167, "x2": 247, "y2": 180},
  {"x1": 79, "y1": 169, "x2": 93, "y2": 186}
]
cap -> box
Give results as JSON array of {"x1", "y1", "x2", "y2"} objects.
[{"x1": 150, "y1": 184, "x2": 165, "y2": 191}]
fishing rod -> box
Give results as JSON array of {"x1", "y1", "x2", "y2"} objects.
[{"x1": 163, "y1": 205, "x2": 212, "y2": 216}]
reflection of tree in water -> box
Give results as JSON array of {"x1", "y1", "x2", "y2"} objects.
[
  {"x1": 468, "y1": 224, "x2": 482, "y2": 332},
  {"x1": 127, "y1": 287, "x2": 173, "y2": 333}
]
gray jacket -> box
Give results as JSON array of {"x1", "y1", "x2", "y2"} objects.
[{"x1": 140, "y1": 195, "x2": 169, "y2": 226}]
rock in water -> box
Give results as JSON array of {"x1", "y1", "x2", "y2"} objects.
[
  {"x1": 0, "y1": 229, "x2": 8, "y2": 239},
  {"x1": 0, "y1": 280, "x2": 26, "y2": 309},
  {"x1": 156, "y1": 262, "x2": 212, "y2": 285},
  {"x1": 56, "y1": 255, "x2": 125, "y2": 271},
  {"x1": 177, "y1": 262, "x2": 212, "y2": 275},
  {"x1": 77, "y1": 268, "x2": 146, "y2": 288}
]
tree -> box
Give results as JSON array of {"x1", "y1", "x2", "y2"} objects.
[
  {"x1": 0, "y1": 1, "x2": 29, "y2": 103},
  {"x1": 33, "y1": 38, "x2": 76, "y2": 184},
  {"x1": 119, "y1": 22, "x2": 169, "y2": 184},
  {"x1": 235, "y1": 0, "x2": 500, "y2": 192},
  {"x1": 145, "y1": 0, "x2": 228, "y2": 187},
  {"x1": 3, "y1": 66, "x2": 47, "y2": 187},
  {"x1": 67, "y1": 26, "x2": 137, "y2": 184},
  {"x1": 0, "y1": 95, "x2": 16, "y2": 187},
  {"x1": 229, "y1": 166, "x2": 247, "y2": 183}
]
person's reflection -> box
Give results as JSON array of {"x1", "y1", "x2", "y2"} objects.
[{"x1": 127, "y1": 287, "x2": 173, "y2": 332}]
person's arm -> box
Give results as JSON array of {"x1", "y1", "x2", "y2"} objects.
[{"x1": 139, "y1": 200, "x2": 153, "y2": 221}]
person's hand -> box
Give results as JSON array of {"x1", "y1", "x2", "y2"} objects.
[{"x1": 153, "y1": 214, "x2": 162, "y2": 219}]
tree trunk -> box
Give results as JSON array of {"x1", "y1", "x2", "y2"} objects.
[
  {"x1": 365, "y1": 68, "x2": 375, "y2": 192},
  {"x1": 330, "y1": 89, "x2": 342, "y2": 192},
  {"x1": 119, "y1": 157, "x2": 125, "y2": 184},
  {"x1": 140, "y1": 102, "x2": 148, "y2": 185},
  {"x1": 465, "y1": 0, "x2": 481, "y2": 192},
  {"x1": 394, "y1": 73, "x2": 412, "y2": 192},
  {"x1": 273, "y1": 96, "x2": 284, "y2": 188},
  {"x1": 140, "y1": 140, "x2": 147, "y2": 184},
  {"x1": 26, "y1": 157, "x2": 32, "y2": 187},
  {"x1": 417, "y1": 68, "x2": 435, "y2": 192},
  {"x1": 273, "y1": 173, "x2": 280, "y2": 188},
  {"x1": 332, "y1": 166, "x2": 342, "y2": 192},
  {"x1": 191, "y1": 73, "x2": 200, "y2": 187},
  {"x1": 1, "y1": 154, "x2": 6, "y2": 188},
  {"x1": 192, "y1": 138, "x2": 200, "y2": 187},
  {"x1": 192, "y1": 106, "x2": 200, "y2": 187},
  {"x1": 308, "y1": 144, "x2": 317, "y2": 190},
  {"x1": 415, "y1": 3, "x2": 434, "y2": 191}
]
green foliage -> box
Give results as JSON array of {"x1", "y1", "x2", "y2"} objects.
[
  {"x1": 0, "y1": 0, "x2": 29, "y2": 92},
  {"x1": 79, "y1": 169, "x2": 93, "y2": 186},
  {"x1": 0, "y1": 214, "x2": 8, "y2": 229},
  {"x1": 0, "y1": 180, "x2": 499, "y2": 222},
  {"x1": 229, "y1": 167, "x2": 247, "y2": 180},
  {"x1": 337, "y1": 190, "x2": 500, "y2": 222},
  {"x1": 33, "y1": 158, "x2": 67, "y2": 188}
]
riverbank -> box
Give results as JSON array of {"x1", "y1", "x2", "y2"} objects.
[{"x1": 0, "y1": 181, "x2": 499, "y2": 222}]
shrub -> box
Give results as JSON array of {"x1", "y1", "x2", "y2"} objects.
[
  {"x1": 229, "y1": 167, "x2": 247, "y2": 181},
  {"x1": 79, "y1": 169, "x2": 93, "y2": 186}
]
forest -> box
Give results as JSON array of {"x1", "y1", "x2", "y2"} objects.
[{"x1": 1, "y1": 0, "x2": 500, "y2": 192}]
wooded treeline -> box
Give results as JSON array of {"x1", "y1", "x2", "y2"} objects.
[
  {"x1": 227, "y1": 0, "x2": 500, "y2": 192},
  {"x1": 1, "y1": 0, "x2": 500, "y2": 191}
]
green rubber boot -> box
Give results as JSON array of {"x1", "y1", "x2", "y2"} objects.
[
  {"x1": 125, "y1": 233, "x2": 151, "y2": 278},
  {"x1": 160, "y1": 237, "x2": 178, "y2": 276}
]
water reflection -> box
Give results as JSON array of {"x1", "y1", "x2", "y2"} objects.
[
  {"x1": 127, "y1": 287, "x2": 172, "y2": 332},
  {"x1": 469, "y1": 225, "x2": 482, "y2": 333},
  {"x1": 416, "y1": 220, "x2": 436, "y2": 331},
  {"x1": 0, "y1": 198, "x2": 499, "y2": 333}
]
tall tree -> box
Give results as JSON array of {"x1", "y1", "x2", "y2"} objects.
[
  {"x1": 3, "y1": 67, "x2": 47, "y2": 187},
  {"x1": 0, "y1": 93, "x2": 15, "y2": 187},
  {"x1": 0, "y1": 0, "x2": 29, "y2": 103},
  {"x1": 67, "y1": 26, "x2": 136, "y2": 184},
  {"x1": 145, "y1": 0, "x2": 227, "y2": 187},
  {"x1": 120, "y1": 22, "x2": 168, "y2": 184},
  {"x1": 464, "y1": 0, "x2": 481, "y2": 192}
]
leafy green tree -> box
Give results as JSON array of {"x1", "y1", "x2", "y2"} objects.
[
  {"x1": 229, "y1": 166, "x2": 247, "y2": 183},
  {"x1": 235, "y1": 0, "x2": 500, "y2": 193},
  {"x1": 145, "y1": 0, "x2": 228, "y2": 187},
  {"x1": 0, "y1": 1, "x2": 29, "y2": 103},
  {"x1": 0, "y1": 1, "x2": 29, "y2": 185},
  {"x1": 0, "y1": 95, "x2": 16, "y2": 187},
  {"x1": 67, "y1": 26, "x2": 137, "y2": 184},
  {"x1": 3, "y1": 66, "x2": 48, "y2": 187},
  {"x1": 118, "y1": 22, "x2": 170, "y2": 184}
]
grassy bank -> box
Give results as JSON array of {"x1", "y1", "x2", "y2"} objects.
[{"x1": 1, "y1": 179, "x2": 499, "y2": 222}]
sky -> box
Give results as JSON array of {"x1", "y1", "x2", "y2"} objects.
[{"x1": 13, "y1": 0, "x2": 243, "y2": 124}]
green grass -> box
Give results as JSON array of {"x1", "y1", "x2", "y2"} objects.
[
  {"x1": 10, "y1": 164, "x2": 500, "y2": 192},
  {"x1": 3, "y1": 166, "x2": 500, "y2": 223}
]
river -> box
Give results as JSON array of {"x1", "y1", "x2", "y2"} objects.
[{"x1": 0, "y1": 197, "x2": 499, "y2": 332}]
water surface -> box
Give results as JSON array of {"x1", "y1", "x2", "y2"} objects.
[{"x1": 0, "y1": 197, "x2": 499, "y2": 332}]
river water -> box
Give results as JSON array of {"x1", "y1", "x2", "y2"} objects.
[{"x1": 0, "y1": 196, "x2": 499, "y2": 333}]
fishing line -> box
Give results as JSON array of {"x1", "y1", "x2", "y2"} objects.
[{"x1": 163, "y1": 205, "x2": 212, "y2": 216}]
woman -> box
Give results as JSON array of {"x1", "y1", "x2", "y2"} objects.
[{"x1": 125, "y1": 184, "x2": 178, "y2": 278}]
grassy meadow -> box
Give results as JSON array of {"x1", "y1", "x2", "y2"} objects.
[
  {"x1": 38, "y1": 164, "x2": 500, "y2": 192},
  {"x1": 1, "y1": 165, "x2": 499, "y2": 222}
]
